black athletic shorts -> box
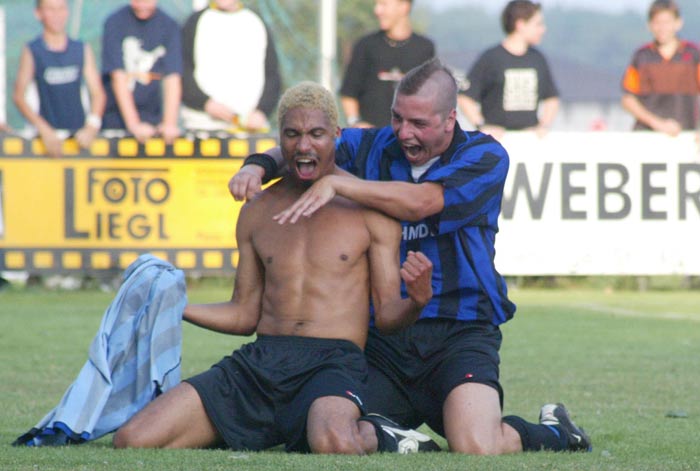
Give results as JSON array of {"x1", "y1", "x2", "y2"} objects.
[
  {"x1": 186, "y1": 335, "x2": 368, "y2": 452},
  {"x1": 363, "y1": 318, "x2": 502, "y2": 437}
]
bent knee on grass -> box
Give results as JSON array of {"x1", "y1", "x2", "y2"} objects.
[
  {"x1": 113, "y1": 424, "x2": 145, "y2": 449},
  {"x1": 446, "y1": 418, "x2": 522, "y2": 455},
  {"x1": 447, "y1": 429, "x2": 512, "y2": 455},
  {"x1": 307, "y1": 396, "x2": 368, "y2": 455},
  {"x1": 443, "y1": 382, "x2": 521, "y2": 455},
  {"x1": 308, "y1": 425, "x2": 366, "y2": 455},
  {"x1": 114, "y1": 382, "x2": 217, "y2": 449}
]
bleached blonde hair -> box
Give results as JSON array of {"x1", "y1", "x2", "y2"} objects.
[{"x1": 277, "y1": 82, "x2": 339, "y2": 130}]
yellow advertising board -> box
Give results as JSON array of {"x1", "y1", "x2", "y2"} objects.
[{"x1": 0, "y1": 135, "x2": 277, "y2": 273}]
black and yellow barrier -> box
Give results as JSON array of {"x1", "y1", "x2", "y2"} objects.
[
  {"x1": 0, "y1": 133, "x2": 278, "y2": 274},
  {"x1": 0, "y1": 132, "x2": 277, "y2": 159}
]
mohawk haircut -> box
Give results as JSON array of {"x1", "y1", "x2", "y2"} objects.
[{"x1": 395, "y1": 58, "x2": 458, "y2": 116}]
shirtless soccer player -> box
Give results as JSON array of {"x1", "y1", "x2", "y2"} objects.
[{"x1": 112, "y1": 81, "x2": 440, "y2": 454}]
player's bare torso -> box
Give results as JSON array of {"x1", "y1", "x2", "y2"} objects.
[{"x1": 248, "y1": 181, "x2": 374, "y2": 348}]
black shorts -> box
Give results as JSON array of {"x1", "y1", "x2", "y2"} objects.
[
  {"x1": 364, "y1": 318, "x2": 502, "y2": 437},
  {"x1": 186, "y1": 335, "x2": 368, "y2": 452}
]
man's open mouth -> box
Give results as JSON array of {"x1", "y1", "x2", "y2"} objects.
[
  {"x1": 403, "y1": 145, "x2": 422, "y2": 159},
  {"x1": 295, "y1": 158, "x2": 318, "y2": 179}
]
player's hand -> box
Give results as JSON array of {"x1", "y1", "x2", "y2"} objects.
[
  {"x1": 229, "y1": 165, "x2": 265, "y2": 201},
  {"x1": 401, "y1": 251, "x2": 433, "y2": 307},
  {"x1": 273, "y1": 175, "x2": 338, "y2": 224}
]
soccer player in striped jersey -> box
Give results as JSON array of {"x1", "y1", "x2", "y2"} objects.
[{"x1": 230, "y1": 59, "x2": 591, "y2": 455}]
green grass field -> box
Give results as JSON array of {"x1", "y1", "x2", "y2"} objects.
[{"x1": 1, "y1": 283, "x2": 698, "y2": 470}]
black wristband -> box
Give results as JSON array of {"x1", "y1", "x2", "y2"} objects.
[{"x1": 243, "y1": 153, "x2": 278, "y2": 184}]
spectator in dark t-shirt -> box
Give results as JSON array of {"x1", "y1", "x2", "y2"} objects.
[
  {"x1": 459, "y1": 0, "x2": 558, "y2": 140},
  {"x1": 101, "y1": 0, "x2": 182, "y2": 143},
  {"x1": 340, "y1": 0, "x2": 434, "y2": 128}
]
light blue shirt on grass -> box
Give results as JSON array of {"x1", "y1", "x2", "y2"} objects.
[{"x1": 14, "y1": 254, "x2": 186, "y2": 446}]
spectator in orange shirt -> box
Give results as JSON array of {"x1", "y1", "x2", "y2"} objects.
[{"x1": 621, "y1": 0, "x2": 700, "y2": 136}]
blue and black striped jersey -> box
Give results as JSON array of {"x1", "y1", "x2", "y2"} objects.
[{"x1": 335, "y1": 123, "x2": 516, "y2": 326}]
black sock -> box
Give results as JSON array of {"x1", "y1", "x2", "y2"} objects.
[{"x1": 502, "y1": 415, "x2": 567, "y2": 451}]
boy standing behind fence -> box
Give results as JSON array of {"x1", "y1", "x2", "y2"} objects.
[
  {"x1": 458, "y1": 0, "x2": 559, "y2": 140},
  {"x1": 13, "y1": 0, "x2": 105, "y2": 158},
  {"x1": 621, "y1": 0, "x2": 700, "y2": 136}
]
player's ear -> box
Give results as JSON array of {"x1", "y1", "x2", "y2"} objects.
[
  {"x1": 445, "y1": 109, "x2": 457, "y2": 133},
  {"x1": 335, "y1": 126, "x2": 341, "y2": 138}
]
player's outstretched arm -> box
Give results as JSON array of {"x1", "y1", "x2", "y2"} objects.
[
  {"x1": 274, "y1": 174, "x2": 444, "y2": 225},
  {"x1": 229, "y1": 147, "x2": 286, "y2": 201},
  {"x1": 184, "y1": 204, "x2": 263, "y2": 335}
]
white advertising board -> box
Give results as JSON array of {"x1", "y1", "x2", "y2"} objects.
[{"x1": 496, "y1": 132, "x2": 700, "y2": 275}]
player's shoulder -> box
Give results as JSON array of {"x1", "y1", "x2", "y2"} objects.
[
  {"x1": 453, "y1": 130, "x2": 510, "y2": 164},
  {"x1": 239, "y1": 182, "x2": 279, "y2": 213},
  {"x1": 328, "y1": 195, "x2": 392, "y2": 221},
  {"x1": 360, "y1": 204, "x2": 401, "y2": 234},
  {"x1": 236, "y1": 184, "x2": 282, "y2": 235}
]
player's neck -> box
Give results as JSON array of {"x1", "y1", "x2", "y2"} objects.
[
  {"x1": 284, "y1": 173, "x2": 332, "y2": 192},
  {"x1": 502, "y1": 35, "x2": 529, "y2": 56},
  {"x1": 42, "y1": 30, "x2": 68, "y2": 51}
]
